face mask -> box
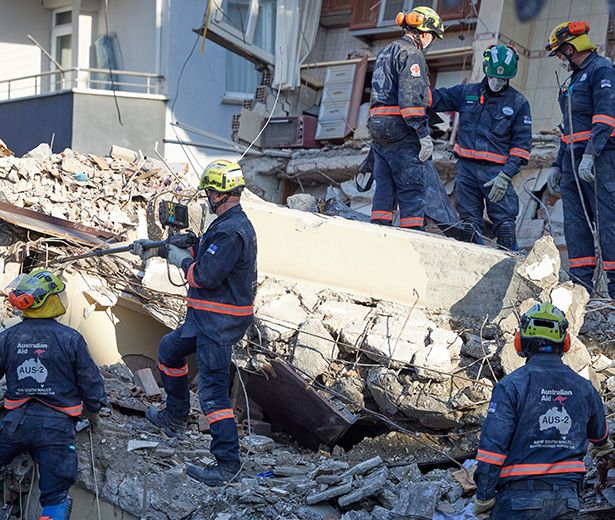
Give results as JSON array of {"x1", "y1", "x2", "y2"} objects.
[{"x1": 488, "y1": 77, "x2": 508, "y2": 92}]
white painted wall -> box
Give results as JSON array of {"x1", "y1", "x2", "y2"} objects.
[{"x1": 0, "y1": 0, "x2": 52, "y2": 99}]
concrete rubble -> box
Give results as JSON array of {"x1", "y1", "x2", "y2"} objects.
[{"x1": 0, "y1": 143, "x2": 614, "y2": 518}]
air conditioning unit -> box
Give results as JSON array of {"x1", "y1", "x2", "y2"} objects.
[{"x1": 261, "y1": 116, "x2": 320, "y2": 149}]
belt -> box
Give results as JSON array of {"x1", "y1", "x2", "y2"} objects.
[{"x1": 501, "y1": 479, "x2": 580, "y2": 492}]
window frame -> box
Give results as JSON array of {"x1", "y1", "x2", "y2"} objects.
[
  {"x1": 209, "y1": 0, "x2": 275, "y2": 65},
  {"x1": 377, "y1": 0, "x2": 413, "y2": 27},
  {"x1": 50, "y1": 6, "x2": 73, "y2": 70}
]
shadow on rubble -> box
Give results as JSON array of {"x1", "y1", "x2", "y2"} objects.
[{"x1": 449, "y1": 258, "x2": 517, "y2": 323}]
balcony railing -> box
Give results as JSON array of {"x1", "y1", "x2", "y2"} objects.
[{"x1": 0, "y1": 67, "x2": 164, "y2": 101}]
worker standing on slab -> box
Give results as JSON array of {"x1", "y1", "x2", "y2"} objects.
[
  {"x1": 545, "y1": 21, "x2": 615, "y2": 299},
  {"x1": 0, "y1": 270, "x2": 106, "y2": 520},
  {"x1": 131, "y1": 160, "x2": 257, "y2": 486},
  {"x1": 473, "y1": 303, "x2": 612, "y2": 519},
  {"x1": 368, "y1": 6, "x2": 444, "y2": 230},
  {"x1": 431, "y1": 44, "x2": 532, "y2": 250}
]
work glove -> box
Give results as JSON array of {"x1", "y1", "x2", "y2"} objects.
[
  {"x1": 588, "y1": 438, "x2": 615, "y2": 460},
  {"x1": 81, "y1": 409, "x2": 100, "y2": 431},
  {"x1": 167, "y1": 244, "x2": 193, "y2": 269},
  {"x1": 578, "y1": 154, "x2": 595, "y2": 182},
  {"x1": 474, "y1": 497, "x2": 496, "y2": 515},
  {"x1": 418, "y1": 135, "x2": 434, "y2": 163},
  {"x1": 547, "y1": 166, "x2": 562, "y2": 195},
  {"x1": 483, "y1": 171, "x2": 512, "y2": 204},
  {"x1": 130, "y1": 239, "x2": 158, "y2": 261}
]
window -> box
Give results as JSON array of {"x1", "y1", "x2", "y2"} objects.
[
  {"x1": 225, "y1": 51, "x2": 258, "y2": 100},
  {"x1": 378, "y1": 1, "x2": 434, "y2": 25},
  {"x1": 50, "y1": 7, "x2": 72, "y2": 90},
  {"x1": 210, "y1": 0, "x2": 278, "y2": 64}
]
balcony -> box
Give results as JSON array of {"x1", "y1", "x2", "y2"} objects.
[{"x1": 0, "y1": 68, "x2": 167, "y2": 157}]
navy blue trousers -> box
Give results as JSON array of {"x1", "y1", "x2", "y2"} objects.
[
  {"x1": 455, "y1": 158, "x2": 519, "y2": 250},
  {"x1": 561, "y1": 148, "x2": 615, "y2": 297},
  {"x1": 490, "y1": 484, "x2": 580, "y2": 519},
  {"x1": 0, "y1": 409, "x2": 77, "y2": 506},
  {"x1": 368, "y1": 117, "x2": 426, "y2": 229},
  {"x1": 157, "y1": 324, "x2": 239, "y2": 466}
]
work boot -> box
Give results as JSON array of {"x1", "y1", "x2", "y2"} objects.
[
  {"x1": 186, "y1": 461, "x2": 240, "y2": 486},
  {"x1": 146, "y1": 406, "x2": 186, "y2": 438}
]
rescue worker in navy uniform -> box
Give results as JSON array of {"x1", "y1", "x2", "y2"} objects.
[
  {"x1": 131, "y1": 160, "x2": 257, "y2": 486},
  {"x1": 546, "y1": 21, "x2": 615, "y2": 299},
  {"x1": 431, "y1": 44, "x2": 532, "y2": 250},
  {"x1": 368, "y1": 6, "x2": 444, "y2": 230},
  {"x1": 0, "y1": 270, "x2": 106, "y2": 520},
  {"x1": 473, "y1": 302, "x2": 613, "y2": 519}
]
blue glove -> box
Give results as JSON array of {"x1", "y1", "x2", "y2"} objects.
[
  {"x1": 167, "y1": 244, "x2": 193, "y2": 268},
  {"x1": 578, "y1": 154, "x2": 595, "y2": 182}
]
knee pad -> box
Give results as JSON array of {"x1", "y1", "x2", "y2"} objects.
[
  {"x1": 40, "y1": 495, "x2": 72, "y2": 520},
  {"x1": 496, "y1": 221, "x2": 517, "y2": 250}
]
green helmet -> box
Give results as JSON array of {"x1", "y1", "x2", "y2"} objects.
[
  {"x1": 8, "y1": 269, "x2": 65, "y2": 310},
  {"x1": 483, "y1": 44, "x2": 519, "y2": 79},
  {"x1": 517, "y1": 302, "x2": 569, "y2": 357}
]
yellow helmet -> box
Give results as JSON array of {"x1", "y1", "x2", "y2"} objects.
[
  {"x1": 199, "y1": 159, "x2": 245, "y2": 193},
  {"x1": 396, "y1": 6, "x2": 444, "y2": 40},
  {"x1": 545, "y1": 21, "x2": 596, "y2": 56}
]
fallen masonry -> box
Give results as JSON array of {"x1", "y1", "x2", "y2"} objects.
[{"x1": 0, "y1": 144, "x2": 614, "y2": 518}]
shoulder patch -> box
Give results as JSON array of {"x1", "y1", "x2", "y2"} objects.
[
  {"x1": 523, "y1": 115, "x2": 532, "y2": 125},
  {"x1": 206, "y1": 244, "x2": 218, "y2": 255},
  {"x1": 502, "y1": 106, "x2": 514, "y2": 116},
  {"x1": 410, "y1": 63, "x2": 421, "y2": 77},
  {"x1": 488, "y1": 401, "x2": 497, "y2": 414},
  {"x1": 601, "y1": 79, "x2": 612, "y2": 88},
  {"x1": 580, "y1": 73, "x2": 587, "y2": 82}
]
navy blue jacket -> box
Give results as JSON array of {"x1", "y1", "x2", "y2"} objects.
[
  {"x1": 181, "y1": 204, "x2": 257, "y2": 346},
  {"x1": 369, "y1": 35, "x2": 431, "y2": 140},
  {"x1": 554, "y1": 52, "x2": 615, "y2": 168},
  {"x1": 475, "y1": 354, "x2": 608, "y2": 500},
  {"x1": 0, "y1": 319, "x2": 106, "y2": 417},
  {"x1": 432, "y1": 79, "x2": 532, "y2": 177}
]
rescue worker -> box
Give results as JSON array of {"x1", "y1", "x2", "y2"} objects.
[
  {"x1": 431, "y1": 44, "x2": 532, "y2": 250},
  {"x1": 368, "y1": 6, "x2": 444, "y2": 230},
  {"x1": 131, "y1": 160, "x2": 257, "y2": 486},
  {"x1": 474, "y1": 302, "x2": 613, "y2": 518},
  {"x1": 0, "y1": 269, "x2": 106, "y2": 520},
  {"x1": 545, "y1": 21, "x2": 615, "y2": 299}
]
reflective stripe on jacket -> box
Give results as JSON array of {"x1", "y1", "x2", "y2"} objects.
[
  {"x1": 474, "y1": 354, "x2": 608, "y2": 500},
  {"x1": 180, "y1": 204, "x2": 257, "y2": 345},
  {"x1": 554, "y1": 52, "x2": 615, "y2": 167},
  {"x1": 0, "y1": 318, "x2": 106, "y2": 417},
  {"x1": 431, "y1": 79, "x2": 532, "y2": 177}
]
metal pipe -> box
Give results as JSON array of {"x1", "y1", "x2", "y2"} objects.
[{"x1": 27, "y1": 34, "x2": 65, "y2": 72}]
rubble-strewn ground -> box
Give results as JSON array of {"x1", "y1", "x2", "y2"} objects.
[{"x1": 0, "y1": 143, "x2": 614, "y2": 518}]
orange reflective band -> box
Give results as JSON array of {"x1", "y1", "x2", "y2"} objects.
[
  {"x1": 477, "y1": 449, "x2": 507, "y2": 466},
  {"x1": 569, "y1": 256, "x2": 597, "y2": 268},
  {"x1": 400, "y1": 107, "x2": 426, "y2": 117},
  {"x1": 428, "y1": 89, "x2": 433, "y2": 108},
  {"x1": 603, "y1": 261, "x2": 615, "y2": 271},
  {"x1": 500, "y1": 460, "x2": 585, "y2": 478},
  {"x1": 187, "y1": 298, "x2": 253, "y2": 317},
  {"x1": 369, "y1": 106, "x2": 402, "y2": 117},
  {"x1": 159, "y1": 363, "x2": 189, "y2": 378},
  {"x1": 510, "y1": 147, "x2": 531, "y2": 160},
  {"x1": 3, "y1": 397, "x2": 83, "y2": 417},
  {"x1": 453, "y1": 144, "x2": 507, "y2": 165},
  {"x1": 561, "y1": 131, "x2": 592, "y2": 144},
  {"x1": 592, "y1": 114, "x2": 615, "y2": 127},
  {"x1": 186, "y1": 263, "x2": 201, "y2": 289},
  {"x1": 589, "y1": 419, "x2": 609, "y2": 442},
  {"x1": 400, "y1": 217, "x2": 424, "y2": 228},
  {"x1": 371, "y1": 211, "x2": 393, "y2": 221},
  {"x1": 206, "y1": 408, "x2": 235, "y2": 424}
]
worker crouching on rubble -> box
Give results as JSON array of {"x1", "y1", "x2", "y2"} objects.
[
  {"x1": 545, "y1": 21, "x2": 615, "y2": 299},
  {"x1": 367, "y1": 6, "x2": 444, "y2": 230},
  {"x1": 473, "y1": 302, "x2": 613, "y2": 519},
  {"x1": 131, "y1": 160, "x2": 257, "y2": 486},
  {"x1": 0, "y1": 269, "x2": 107, "y2": 520},
  {"x1": 431, "y1": 44, "x2": 532, "y2": 250}
]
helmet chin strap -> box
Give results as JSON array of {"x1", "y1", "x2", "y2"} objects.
[{"x1": 207, "y1": 192, "x2": 231, "y2": 213}]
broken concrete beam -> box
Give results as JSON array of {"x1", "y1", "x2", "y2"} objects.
[
  {"x1": 339, "y1": 456, "x2": 383, "y2": 479},
  {"x1": 306, "y1": 479, "x2": 353, "y2": 505},
  {"x1": 133, "y1": 368, "x2": 161, "y2": 397},
  {"x1": 392, "y1": 481, "x2": 442, "y2": 519},
  {"x1": 338, "y1": 467, "x2": 388, "y2": 507}
]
